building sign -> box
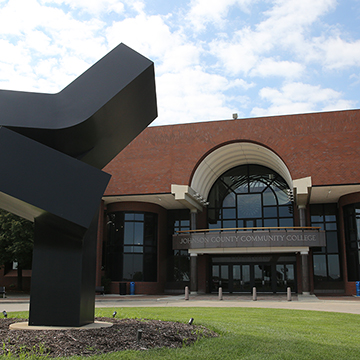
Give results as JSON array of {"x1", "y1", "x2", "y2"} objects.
[{"x1": 173, "y1": 230, "x2": 326, "y2": 250}]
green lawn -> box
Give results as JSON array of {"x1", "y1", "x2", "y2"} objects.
[{"x1": 3, "y1": 307, "x2": 360, "y2": 359}]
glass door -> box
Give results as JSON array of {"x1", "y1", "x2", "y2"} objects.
[
  {"x1": 212, "y1": 259, "x2": 297, "y2": 294},
  {"x1": 232, "y1": 264, "x2": 251, "y2": 292},
  {"x1": 211, "y1": 264, "x2": 229, "y2": 292},
  {"x1": 254, "y1": 264, "x2": 272, "y2": 292},
  {"x1": 276, "y1": 264, "x2": 295, "y2": 292},
  {"x1": 220, "y1": 265, "x2": 229, "y2": 292}
]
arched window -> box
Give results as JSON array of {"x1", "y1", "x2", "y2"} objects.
[{"x1": 207, "y1": 165, "x2": 293, "y2": 229}]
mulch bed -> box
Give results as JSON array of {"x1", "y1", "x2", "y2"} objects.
[{"x1": 0, "y1": 317, "x2": 218, "y2": 357}]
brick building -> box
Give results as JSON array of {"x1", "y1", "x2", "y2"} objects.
[
  {"x1": 2, "y1": 108, "x2": 360, "y2": 295},
  {"x1": 98, "y1": 108, "x2": 360, "y2": 296}
]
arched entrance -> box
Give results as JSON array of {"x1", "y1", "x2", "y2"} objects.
[
  {"x1": 206, "y1": 163, "x2": 296, "y2": 293},
  {"x1": 180, "y1": 142, "x2": 314, "y2": 294}
]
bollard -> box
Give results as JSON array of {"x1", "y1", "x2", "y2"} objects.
[
  {"x1": 252, "y1": 287, "x2": 257, "y2": 301},
  {"x1": 218, "y1": 287, "x2": 223, "y2": 300},
  {"x1": 185, "y1": 286, "x2": 189, "y2": 300},
  {"x1": 287, "y1": 287, "x2": 292, "y2": 301}
]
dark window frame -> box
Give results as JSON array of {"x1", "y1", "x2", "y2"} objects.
[
  {"x1": 311, "y1": 203, "x2": 342, "y2": 284},
  {"x1": 207, "y1": 164, "x2": 294, "y2": 229},
  {"x1": 106, "y1": 211, "x2": 157, "y2": 282}
]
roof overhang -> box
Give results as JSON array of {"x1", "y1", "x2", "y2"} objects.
[
  {"x1": 310, "y1": 184, "x2": 360, "y2": 203},
  {"x1": 103, "y1": 193, "x2": 185, "y2": 210}
]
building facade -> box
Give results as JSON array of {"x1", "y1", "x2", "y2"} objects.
[
  {"x1": 98, "y1": 109, "x2": 360, "y2": 296},
  {"x1": 2, "y1": 109, "x2": 360, "y2": 296}
]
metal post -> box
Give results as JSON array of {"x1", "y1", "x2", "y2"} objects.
[
  {"x1": 287, "y1": 287, "x2": 292, "y2": 301},
  {"x1": 252, "y1": 287, "x2": 257, "y2": 301},
  {"x1": 218, "y1": 287, "x2": 223, "y2": 300},
  {"x1": 185, "y1": 286, "x2": 189, "y2": 300}
]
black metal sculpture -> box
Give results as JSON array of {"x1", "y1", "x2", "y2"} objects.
[{"x1": 0, "y1": 44, "x2": 157, "y2": 326}]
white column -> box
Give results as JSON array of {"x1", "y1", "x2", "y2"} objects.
[{"x1": 298, "y1": 205, "x2": 310, "y2": 294}]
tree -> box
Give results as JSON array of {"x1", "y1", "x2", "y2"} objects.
[{"x1": 0, "y1": 209, "x2": 34, "y2": 291}]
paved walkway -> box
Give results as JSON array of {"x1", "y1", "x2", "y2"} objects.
[{"x1": 1, "y1": 293, "x2": 360, "y2": 314}]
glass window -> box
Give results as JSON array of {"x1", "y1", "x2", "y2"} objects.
[
  {"x1": 223, "y1": 208, "x2": 236, "y2": 219},
  {"x1": 106, "y1": 212, "x2": 157, "y2": 282},
  {"x1": 167, "y1": 209, "x2": 190, "y2": 282},
  {"x1": 263, "y1": 188, "x2": 277, "y2": 205},
  {"x1": 311, "y1": 223, "x2": 324, "y2": 231},
  {"x1": 325, "y1": 222, "x2": 337, "y2": 231},
  {"x1": 311, "y1": 215, "x2": 324, "y2": 222},
  {"x1": 237, "y1": 194, "x2": 262, "y2": 218},
  {"x1": 279, "y1": 205, "x2": 293, "y2": 217},
  {"x1": 343, "y1": 203, "x2": 360, "y2": 281},
  {"x1": 326, "y1": 232, "x2": 339, "y2": 253},
  {"x1": 124, "y1": 213, "x2": 135, "y2": 221},
  {"x1": 209, "y1": 221, "x2": 221, "y2": 229},
  {"x1": 313, "y1": 254, "x2": 327, "y2": 279},
  {"x1": 123, "y1": 254, "x2": 143, "y2": 281},
  {"x1": 134, "y1": 223, "x2": 144, "y2": 245},
  {"x1": 327, "y1": 255, "x2": 340, "y2": 281},
  {"x1": 264, "y1": 218, "x2": 278, "y2": 227},
  {"x1": 124, "y1": 223, "x2": 134, "y2": 244},
  {"x1": 273, "y1": 187, "x2": 289, "y2": 205},
  {"x1": 207, "y1": 164, "x2": 294, "y2": 230},
  {"x1": 279, "y1": 218, "x2": 294, "y2": 227},
  {"x1": 223, "y1": 192, "x2": 236, "y2": 207},
  {"x1": 264, "y1": 207, "x2": 277, "y2": 218},
  {"x1": 325, "y1": 215, "x2": 336, "y2": 222},
  {"x1": 180, "y1": 220, "x2": 190, "y2": 228},
  {"x1": 311, "y1": 203, "x2": 342, "y2": 284},
  {"x1": 223, "y1": 220, "x2": 236, "y2": 229}
]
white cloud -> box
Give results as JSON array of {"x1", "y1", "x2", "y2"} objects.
[
  {"x1": 41, "y1": 0, "x2": 125, "y2": 14},
  {"x1": 186, "y1": 0, "x2": 252, "y2": 31},
  {"x1": 316, "y1": 36, "x2": 360, "y2": 69},
  {"x1": 210, "y1": 0, "x2": 338, "y2": 77},
  {"x1": 250, "y1": 58, "x2": 304, "y2": 78},
  {"x1": 209, "y1": 28, "x2": 261, "y2": 76},
  {"x1": 0, "y1": 0, "x2": 109, "y2": 92},
  {"x1": 154, "y1": 68, "x2": 248, "y2": 125},
  {"x1": 106, "y1": 13, "x2": 178, "y2": 60},
  {"x1": 259, "y1": 0, "x2": 337, "y2": 35},
  {"x1": 0, "y1": 0, "x2": 358, "y2": 124},
  {"x1": 251, "y1": 82, "x2": 356, "y2": 117}
]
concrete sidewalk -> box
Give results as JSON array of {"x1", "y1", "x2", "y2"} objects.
[{"x1": 1, "y1": 293, "x2": 360, "y2": 314}]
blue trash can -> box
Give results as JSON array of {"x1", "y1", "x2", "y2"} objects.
[
  {"x1": 356, "y1": 281, "x2": 360, "y2": 297},
  {"x1": 130, "y1": 282, "x2": 135, "y2": 295}
]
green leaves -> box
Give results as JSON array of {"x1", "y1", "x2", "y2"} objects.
[{"x1": 0, "y1": 209, "x2": 34, "y2": 274}]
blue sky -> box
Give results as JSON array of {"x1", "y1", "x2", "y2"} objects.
[{"x1": 0, "y1": 0, "x2": 359, "y2": 126}]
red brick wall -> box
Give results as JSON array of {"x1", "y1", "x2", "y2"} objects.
[{"x1": 103, "y1": 109, "x2": 360, "y2": 196}]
